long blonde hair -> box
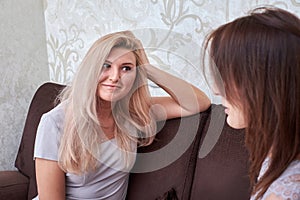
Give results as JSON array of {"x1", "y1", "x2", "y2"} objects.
[{"x1": 58, "y1": 31, "x2": 156, "y2": 174}]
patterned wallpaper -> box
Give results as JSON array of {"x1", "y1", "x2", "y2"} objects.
[
  {"x1": 0, "y1": 0, "x2": 299, "y2": 170},
  {"x1": 44, "y1": 0, "x2": 300, "y2": 100}
]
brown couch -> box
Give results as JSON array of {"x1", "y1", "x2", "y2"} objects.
[{"x1": 0, "y1": 82, "x2": 251, "y2": 200}]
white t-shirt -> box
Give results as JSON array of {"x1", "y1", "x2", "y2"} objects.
[{"x1": 33, "y1": 103, "x2": 137, "y2": 200}]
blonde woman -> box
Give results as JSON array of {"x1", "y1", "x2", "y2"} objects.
[{"x1": 33, "y1": 31, "x2": 210, "y2": 200}]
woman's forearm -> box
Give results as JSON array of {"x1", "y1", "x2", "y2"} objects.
[
  {"x1": 35, "y1": 158, "x2": 66, "y2": 200},
  {"x1": 146, "y1": 64, "x2": 211, "y2": 113}
]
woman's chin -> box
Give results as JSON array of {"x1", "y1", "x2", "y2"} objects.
[{"x1": 226, "y1": 117, "x2": 246, "y2": 129}]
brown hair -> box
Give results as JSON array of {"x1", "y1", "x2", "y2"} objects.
[{"x1": 203, "y1": 7, "x2": 300, "y2": 199}]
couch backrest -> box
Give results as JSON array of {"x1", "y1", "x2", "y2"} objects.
[
  {"x1": 13, "y1": 82, "x2": 251, "y2": 200},
  {"x1": 126, "y1": 105, "x2": 251, "y2": 200},
  {"x1": 190, "y1": 105, "x2": 251, "y2": 199},
  {"x1": 14, "y1": 82, "x2": 65, "y2": 199},
  {"x1": 126, "y1": 109, "x2": 210, "y2": 200}
]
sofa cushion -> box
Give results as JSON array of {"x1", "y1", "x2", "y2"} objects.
[
  {"x1": 14, "y1": 82, "x2": 65, "y2": 199},
  {"x1": 0, "y1": 171, "x2": 28, "y2": 200},
  {"x1": 190, "y1": 105, "x2": 251, "y2": 200}
]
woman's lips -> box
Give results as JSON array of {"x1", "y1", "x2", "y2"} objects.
[
  {"x1": 223, "y1": 106, "x2": 229, "y2": 114},
  {"x1": 102, "y1": 84, "x2": 120, "y2": 89}
]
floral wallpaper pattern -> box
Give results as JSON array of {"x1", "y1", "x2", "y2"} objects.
[{"x1": 44, "y1": 0, "x2": 300, "y2": 99}]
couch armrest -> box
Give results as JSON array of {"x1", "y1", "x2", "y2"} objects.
[{"x1": 0, "y1": 170, "x2": 29, "y2": 200}]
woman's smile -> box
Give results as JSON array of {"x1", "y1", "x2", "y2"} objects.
[
  {"x1": 97, "y1": 47, "x2": 137, "y2": 102},
  {"x1": 101, "y1": 83, "x2": 121, "y2": 90}
]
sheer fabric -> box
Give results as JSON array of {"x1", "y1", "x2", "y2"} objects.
[{"x1": 251, "y1": 157, "x2": 300, "y2": 200}]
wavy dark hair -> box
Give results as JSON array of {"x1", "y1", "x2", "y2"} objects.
[{"x1": 203, "y1": 7, "x2": 300, "y2": 199}]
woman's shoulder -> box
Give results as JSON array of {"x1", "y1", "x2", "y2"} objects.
[
  {"x1": 42, "y1": 102, "x2": 65, "y2": 121},
  {"x1": 34, "y1": 102, "x2": 67, "y2": 161},
  {"x1": 39, "y1": 102, "x2": 66, "y2": 130},
  {"x1": 264, "y1": 160, "x2": 300, "y2": 199},
  {"x1": 280, "y1": 160, "x2": 300, "y2": 181}
]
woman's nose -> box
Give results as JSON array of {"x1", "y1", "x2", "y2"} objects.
[{"x1": 108, "y1": 66, "x2": 120, "y2": 82}]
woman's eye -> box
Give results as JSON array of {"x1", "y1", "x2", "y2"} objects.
[
  {"x1": 122, "y1": 66, "x2": 132, "y2": 71},
  {"x1": 103, "y1": 63, "x2": 111, "y2": 69}
]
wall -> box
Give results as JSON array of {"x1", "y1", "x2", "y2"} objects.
[
  {"x1": 0, "y1": 0, "x2": 49, "y2": 170},
  {"x1": 44, "y1": 0, "x2": 300, "y2": 100}
]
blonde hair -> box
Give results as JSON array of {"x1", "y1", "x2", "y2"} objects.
[{"x1": 57, "y1": 31, "x2": 156, "y2": 174}]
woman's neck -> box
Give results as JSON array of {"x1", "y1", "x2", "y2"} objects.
[
  {"x1": 97, "y1": 99, "x2": 116, "y2": 139},
  {"x1": 97, "y1": 98, "x2": 114, "y2": 117}
]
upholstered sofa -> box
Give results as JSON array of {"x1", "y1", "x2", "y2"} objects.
[{"x1": 0, "y1": 82, "x2": 251, "y2": 200}]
